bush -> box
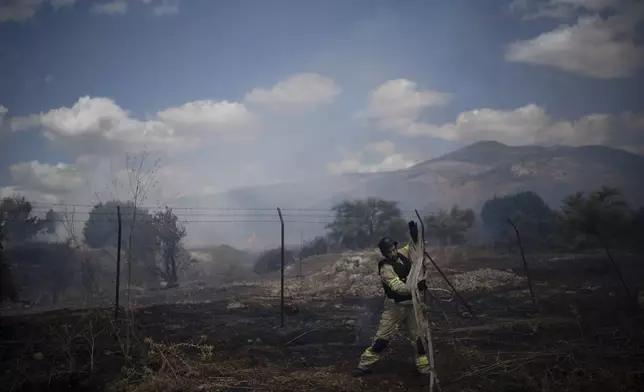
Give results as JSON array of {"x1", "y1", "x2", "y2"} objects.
[
  {"x1": 0, "y1": 230, "x2": 18, "y2": 302},
  {"x1": 300, "y1": 236, "x2": 329, "y2": 258},
  {"x1": 252, "y1": 247, "x2": 295, "y2": 274},
  {"x1": 5, "y1": 241, "x2": 77, "y2": 305}
]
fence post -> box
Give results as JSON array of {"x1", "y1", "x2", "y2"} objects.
[
  {"x1": 115, "y1": 206, "x2": 122, "y2": 321},
  {"x1": 277, "y1": 207, "x2": 285, "y2": 328},
  {"x1": 299, "y1": 231, "x2": 303, "y2": 277},
  {"x1": 508, "y1": 219, "x2": 537, "y2": 310}
]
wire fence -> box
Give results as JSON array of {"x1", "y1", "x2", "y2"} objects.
[{"x1": 2, "y1": 201, "x2": 445, "y2": 322}]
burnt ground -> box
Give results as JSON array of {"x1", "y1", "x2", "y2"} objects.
[{"x1": 2, "y1": 252, "x2": 644, "y2": 392}]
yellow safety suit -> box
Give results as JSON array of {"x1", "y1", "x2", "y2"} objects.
[{"x1": 356, "y1": 243, "x2": 430, "y2": 375}]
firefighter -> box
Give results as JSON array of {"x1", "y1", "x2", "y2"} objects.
[{"x1": 354, "y1": 221, "x2": 430, "y2": 376}]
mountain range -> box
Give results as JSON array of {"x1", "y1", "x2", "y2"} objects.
[{"x1": 177, "y1": 141, "x2": 644, "y2": 248}]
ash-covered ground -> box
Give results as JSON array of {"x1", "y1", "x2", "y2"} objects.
[{"x1": 2, "y1": 248, "x2": 643, "y2": 391}]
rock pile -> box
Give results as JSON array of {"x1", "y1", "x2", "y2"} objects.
[{"x1": 237, "y1": 250, "x2": 526, "y2": 300}]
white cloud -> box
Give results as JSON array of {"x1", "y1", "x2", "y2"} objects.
[
  {"x1": 156, "y1": 100, "x2": 260, "y2": 141},
  {"x1": 403, "y1": 104, "x2": 644, "y2": 151},
  {"x1": 244, "y1": 73, "x2": 342, "y2": 110},
  {"x1": 0, "y1": 185, "x2": 61, "y2": 206},
  {"x1": 0, "y1": 105, "x2": 10, "y2": 138},
  {"x1": 0, "y1": 105, "x2": 7, "y2": 125},
  {"x1": 0, "y1": 0, "x2": 173, "y2": 21},
  {"x1": 152, "y1": 4, "x2": 178, "y2": 15},
  {"x1": 11, "y1": 96, "x2": 260, "y2": 154},
  {"x1": 361, "y1": 79, "x2": 450, "y2": 131},
  {"x1": 327, "y1": 153, "x2": 417, "y2": 175},
  {"x1": 365, "y1": 140, "x2": 396, "y2": 156},
  {"x1": 139, "y1": 0, "x2": 179, "y2": 15},
  {"x1": 327, "y1": 141, "x2": 417, "y2": 175},
  {"x1": 0, "y1": 0, "x2": 43, "y2": 22},
  {"x1": 9, "y1": 161, "x2": 86, "y2": 194},
  {"x1": 362, "y1": 78, "x2": 644, "y2": 152},
  {"x1": 10, "y1": 113, "x2": 42, "y2": 132},
  {"x1": 90, "y1": 0, "x2": 128, "y2": 15},
  {"x1": 50, "y1": 0, "x2": 77, "y2": 9},
  {"x1": 506, "y1": 2, "x2": 644, "y2": 78},
  {"x1": 553, "y1": 0, "x2": 623, "y2": 10},
  {"x1": 0, "y1": 150, "x2": 272, "y2": 220},
  {"x1": 509, "y1": 0, "x2": 627, "y2": 20}
]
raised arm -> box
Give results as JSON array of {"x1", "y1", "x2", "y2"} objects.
[{"x1": 400, "y1": 220, "x2": 420, "y2": 262}]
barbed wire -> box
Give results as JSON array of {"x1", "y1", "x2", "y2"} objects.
[
  {"x1": 0, "y1": 217, "x2": 335, "y2": 224},
  {"x1": 23, "y1": 201, "x2": 433, "y2": 216},
  {"x1": 25, "y1": 210, "x2": 338, "y2": 218},
  {"x1": 28, "y1": 202, "x2": 299, "y2": 211}
]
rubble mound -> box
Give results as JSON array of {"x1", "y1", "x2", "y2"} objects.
[
  {"x1": 251, "y1": 250, "x2": 526, "y2": 299},
  {"x1": 427, "y1": 268, "x2": 525, "y2": 293}
]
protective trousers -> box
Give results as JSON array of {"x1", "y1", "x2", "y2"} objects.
[{"x1": 357, "y1": 299, "x2": 430, "y2": 374}]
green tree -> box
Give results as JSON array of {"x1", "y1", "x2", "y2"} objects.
[
  {"x1": 424, "y1": 205, "x2": 475, "y2": 247},
  {"x1": 326, "y1": 198, "x2": 407, "y2": 250},
  {"x1": 151, "y1": 207, "x2": 187, "y2": 286},
  {"x1": 0, "y1": 196, "x2": 58, "y2": 243},
  {"x1": 82, "y1": 200, "x2": 153, "y2": 248},
  {"x1": 559, "y1": 186, "x2": 631, "y2": 250},
  {"x1": 0, "y1": 195, "x2": 59, "y2": 303},
  {"x1": 82, "y1": 200, "x2": 159, "y2": 286},
  {"x1": 480, "y1": 191, "x2": 554, "y2": 248}
]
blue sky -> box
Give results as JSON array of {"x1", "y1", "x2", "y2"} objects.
[{"x1": 1, "y1": 0, "x2": 643, "y2": 211}]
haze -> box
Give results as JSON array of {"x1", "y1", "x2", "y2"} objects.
[{"x1": 1, "y1": 0, "x2": 643, "y2": 249}]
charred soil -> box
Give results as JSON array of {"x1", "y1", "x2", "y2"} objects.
[{"x1": 2, "y1": 251, "x2": 644, "y2": 392}]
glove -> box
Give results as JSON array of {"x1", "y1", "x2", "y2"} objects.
[
  {"x1": 408, "y1": 221, "x2": 419, "y2": 243},
  {"x1": 417, "y1": 279, "x2": 427, "y2": 291}
]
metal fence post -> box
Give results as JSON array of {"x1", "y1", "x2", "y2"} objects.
[{"x1": 277, "y1": 207, "x2": 285, "y2": 327}]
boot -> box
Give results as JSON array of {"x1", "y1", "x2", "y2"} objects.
[{"x1": 415, "y1": 354, "x2": 430, "y2": 375}]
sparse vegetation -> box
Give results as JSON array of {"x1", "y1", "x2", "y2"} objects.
[
  {"x1": 424, "y1": 205, "x2": 476, "y2": 247},
  {"x1": 0, "y1": 196, "x2": 59, "y2": 243},
  {"x1": 0, "y1": 225, "x2": 17, "y2": 303},
  {"x1": 480, "y1": 190, "x2": 555, "y2": 250},
  {"x1": 253, "y1": 247, "x2": 295, "y2": 274},
  {"x1": 325, "y1": 198, "x2": 407, "y2": 250},
  {"x1": 4, "y1": 241, "x2": 77, "y2": 306},
  {"x1": 0, "y1": 196, "x2": 77, "y2": 305},
  {"x1": 84, "y1": 201, "x2": 159, "y2": 258},
  {"x1": 151, "y1": 207, "x2": 187, "y2": 287},
  {"x1": 300, "y1": 236, "x2": 330, "y2": 258},
  {"x1": 558, "y1": 186, "x2": 633, "y2": 250},
  {"x1": 2, "y1": 184, "x2": 644, "y2": 392}
]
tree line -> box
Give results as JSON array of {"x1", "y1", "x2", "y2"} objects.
[
  {"x1": 298, "y1": 186, "x2": 644, "y2": 259},
  {"x1": 3, "y1": 185, "x2": 643, "y2": 292},
  {"x1": 0, "y1": 196, "x2": 188, "y2": 304}
]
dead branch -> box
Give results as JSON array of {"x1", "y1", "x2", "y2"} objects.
[
  {"x1": 412, "y1": 209, "x2": 439, "y2": 392},
  {"x1": 283, "y1": 322, "x2": 330, "y2": 346}
]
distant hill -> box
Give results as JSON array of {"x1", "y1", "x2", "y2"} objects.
[{"x1": 175, "y1": 142, "x2": 644, "y2": 248}]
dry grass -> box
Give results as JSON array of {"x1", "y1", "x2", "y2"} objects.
[
  {"x1": 107, "y1": 338, "x2": 366, "y2": 392},
  {"x1": 440, "y1": 316, "x2": 644, "y2": 392},
  {"x1": 4, "y1": 248, "x2": 644, "y2": 392}
]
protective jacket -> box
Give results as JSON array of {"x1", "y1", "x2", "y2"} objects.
[
  {"x1": 377, "y1": 244, "x2": 414, "y2": 304},
  {"x1": 357, "y1": 240, "x2": 430, "y2": 376}
]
